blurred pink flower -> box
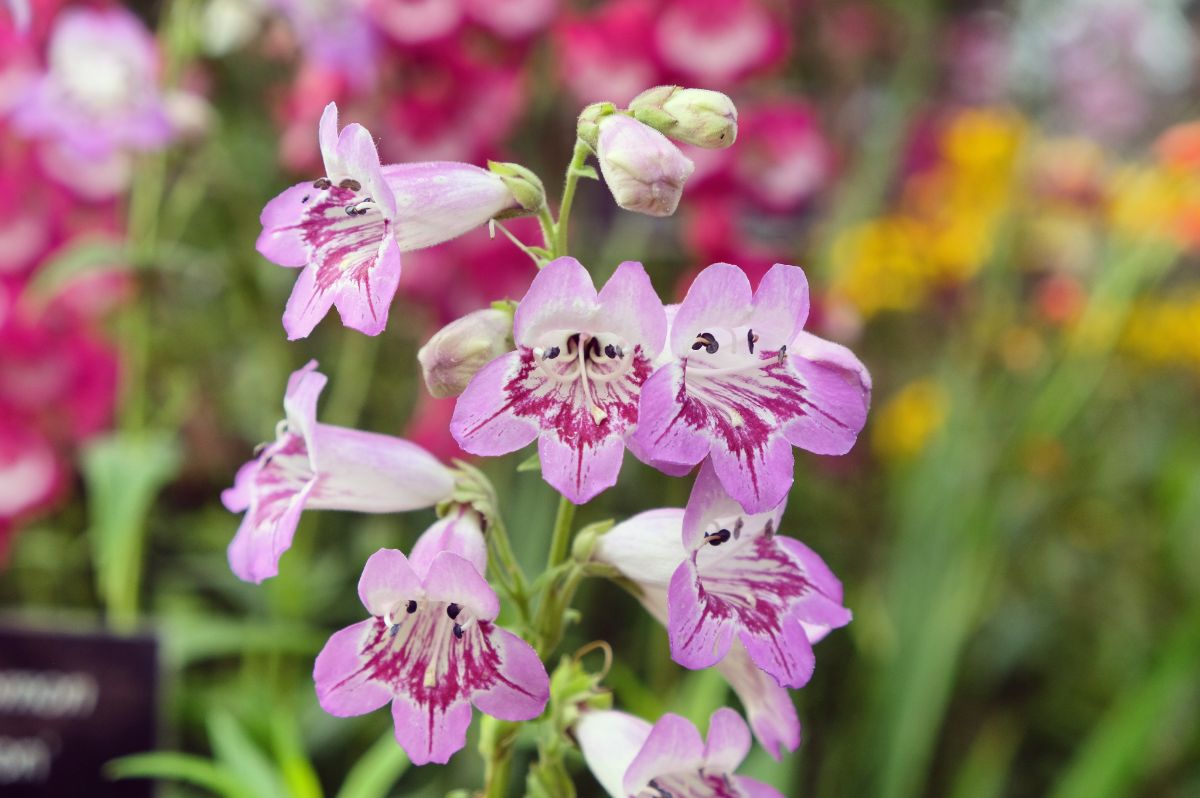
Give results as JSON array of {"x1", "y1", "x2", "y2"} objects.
[
  {"x1": 267, "y1": 0, "x2": 380, "y2": 88},
  {"x1": 555, "y1": 0, "x2": 663, "y2": 105},
  {"x1": 653, "y1": 0, "x2": 788, "y2": 89},
  {"x1": 732, "y1": 101, "x2": 836, "y2": 213}
]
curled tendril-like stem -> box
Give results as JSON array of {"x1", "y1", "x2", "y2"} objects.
[{"x1": 572, "y1": 639, "x2": 614, "y2": 682}]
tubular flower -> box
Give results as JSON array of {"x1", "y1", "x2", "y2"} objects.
[
  {"x1": 257, "y1": 102, "x2": 518, "y2": 340},
  {"x1": 222, "y1": 361, "x2": 454, "y2": 583},
  {"x1": 450, "y1": 257, "x2": 667, "y2": 504},
  {"x1": 575, "y1": 708, "x2": 785, "y2": 798},
  {"x1": 634, "y1": 262, "x2": 870, "y2": 513},
  {"x1": 596, "y1": 114, "x2": 695, "y2": 217},
  {"x1": 313, "y1": 530, "x2": 549, "y2": 765}
]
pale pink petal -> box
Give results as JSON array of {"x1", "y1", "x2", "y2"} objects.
[
  {"x1": 576, "y1": 710, "x2": 652, "y2": 798},
  {"x1": 538, "y1": 425, "x2": 626, "y2": 505},
  {"x1": 331, "y1": 234, "x2": 401, "y2": 336},
  {"x1": 738, "y1": 612, "x2": 815, "y2": 690},
  {"x1": 420, "y1": 551, "x2": 499, "y2": 621},
  {"x1": 356, "y1": 548, "x2": 423, "y2": 617},
  {"x1": 703, "y1": 707, "x2": 751, "y2": 773},
  {"x1": 318, "y1": 102, "x2": 342, "y2": 179},
  {"x1": 669, "y1": 262, "x2": 753, "y2": 357},
  {"x1": 409, "y1": 509, "x2": 488, "y2": 580},
  {"x1": 220, "y1": 459, "x2": 256, "y2": 514},
  {"x1": 469, "y1": 626, "x2": 549, "y2": 721},
  {"x1": 736, "y1": 776, "x2": 788, "y2": 798},
  {"x1": 451, "y1": 351, "x2": 541, "y2": 456},
  {"x1": 781, "y1": 331, "x2": 871, "y2": 456},
  {"x1": 384, "y1": 162, "x2": 516, "y2": 251},
  {"x1": 679, "y1": 459, "x2": 750, "y2": 551},
  {"x1": 623, "y1": 713, "x2": 706, "y2": 795},
  {"x1": 307, "y1": 423, "x2": 453, "y2": 513},
  {"x1": 282, "y1": 360, "x2": 325, "y2": 453},
  {"x1": 391, "y1": 691, "x2": 473, "y2": 766},
  {"x1": 707, "y1": 428, "x2": 795, "y2": 516},
  {"x1": 593, "y1": 508, "x2": 685, "y2": 588},
  {"x1": 257, "y1": 183, "x2": 314, "y2": 267},
  {"x1": 511, "y1": 257, "x2": 598, "y2": 345},
  {"x1": 313, "y1": 619, "x2": 395, "y2": 717},
  {"x1": 667, "y1": 558, "x2": 736, "y2": 670},
  {"x1": 226, "y1": 479, "x2": 315, "y2": 584},
  {"x1": 282, "y1": 261, "x2": 338, "y2": 341},
  {"x1": 631, "y1": 363, "x2": 710, "y2": 472},
  {"x1": 750, "y1": 263, "x2": 809, "y2": 349},
  {"x1": 336, "y1": 122, "x2": 395, "y2": 217},
  {"x1": 716, "y1": 642, "x2": 800, "y2": 759},
  {"x1": 595, "y1": 260, "x2": 667, "y2": 355}
]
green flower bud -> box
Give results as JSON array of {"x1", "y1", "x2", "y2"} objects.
[
  {"x1": 487, "y1": 160, "x2": 547, "y2": 211},
  {"x1": 629, "y1": 85, "x2": 738, "y2": 149}
]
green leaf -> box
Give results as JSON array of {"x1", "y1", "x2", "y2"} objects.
[
  {"x1": 207, "y1": 710, "x2": 287, "y2": 798},
  {"x1": 572, "y1": 165, "x2": 599, "y2": 181},
  {"x1": 83, "y1": 432, "x2": 182, "y2": 632},
  {"x1": 270, "y1": 712, "x2": 323, "y2": 798},
  {"x1": 106, "y1": 752, "x2": 251, "y2": 798},
  {"x1": 335, "y1": 730, "x2": 410, "y2": 798},
  {"x1": 162, "y1": 615, "x2": 327, "y2": 666},
  {"x1": 26, "y1": 236, "x2": 131, "y2": 307}
]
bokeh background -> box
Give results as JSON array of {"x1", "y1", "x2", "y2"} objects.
[{"x1": 2, "y1": 0, "x2": 1200, "y2": 796}]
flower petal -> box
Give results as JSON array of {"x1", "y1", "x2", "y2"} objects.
[
  {"x1": 385, "y1": 162, "x2": 516, "y2": 251},
  {"x1": 332, "y1": 234, "x2": 401, "y2": 336},
  {"x1": 421, "y1": 551, "x2": 500, "y2": 621},
  {"x1": 781, "y1": 331, "x2": 871, "y2": 456},
  {"x1": 595, "y1": 260, "x2": 667, "y2": 357},
  {"x1": 409, "y1": 508, "x2": 488, "y2": 580},
  {"x1": 632, "y1": 362, "x2": 711, "y2": 472},
  {"x1": 511, "y1": 257, "x2": 599, "y2": 346},
  {"x1": 737, "y1": 612, "x2": 815, "y2": 690},
  {"x1": 716, "y1": 641, "x2": 800, "y2": 760},
  {"x1": 667, "y1": 557, "x2": 736, "y2": 670},
  {"x1": 451, "y1": 351, "x2": 541, "y2": 456},
  {"x1": 594, "y1": 508, "x2": 686, "y2": 588},
  {"x1": 391, "y1": 690, "x2": 474, "y2": 765},
  {"x1": 623, "y1": 713, "x2": 706, "y2": 795},
  {"x1": 257, "y1": 183, "x2": 315, "y2": 267},
  {"x1": 336, "y1": 122, "x2": 396, "y2": 218},
  {"x1": 318, "y1": 102, "x2": 341, "y2": 179},
  {"x1": 669, "y1": 262, "x2": 753, "y2": 357},
  {"x1": 306, "y1": 423, "x2": 454, "y2": 513},
  {"x1": 576, "y1": 710, "x2": 653, "y2": 798},
  {"x1": 282, "y1": 259, "x2": 338, "y2": 340},
  {"x1": 313, "y1": 618, "x2": 394, "y2": 717},
  {"x1": 749, "y1": 263, "x2": 809, "y2": 349},
  {"x1": 226, "y1": 477, "x2": 315, "y2": 584},
  {"x1": 736, "y1": 776, "x2": 788, "y2": 798},
  {"x1": 283, "y1": 360, "x2": 325, "y2": 455},
  {"x1": 537, "y1": 423, "x2": 625, "y2": 504},
  {"x1": 357, "y1": 548, "x2": 423, "y2": 617},
  {"x1": 469, "y1": 626, "x2": 550, "y2": 722},
  {"x1": 703, "y1": 707, "x2": 751, "y2": 774}
]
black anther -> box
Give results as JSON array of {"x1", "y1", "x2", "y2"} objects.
[
  {"x1": 339, "y1": 178, "x2": 361, "y2": 191},
  {"x1": 545, "y1": 346, "x2": 560, "y2": 359},
  {"x1": 747, "y1": 329, "x2": 759, "y2": 354},
  {"x1": 692, "y1": 332, "x2": 718, "y2": 354},
  {"x1": 313, "y1": 178, "x2": 332, "y2": 189},
  {"x1": 453, "y1": 624, "x2": 464, "y2": 640},
  {"x1": 447, "y1": 603, "x2": 461, "y2": 620},
  {"x1": 406, "y1": 600, "x2": 418, "y2": 614},
  {"x1": 604, "y1": 344, "x2": 618, "y2": 358}
]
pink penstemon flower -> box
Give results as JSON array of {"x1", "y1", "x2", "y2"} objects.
[
  {"x1": 313, "y1": 511, "x2": 549, "y2": 765},
  {"x1": 576, "y1": 707, "x2": 785, "y2": 798},
  {"x1": 450, "y1": 257, "x2": 667, "y2": 504},
  {"x1": 257, "y1": 102, "x2": 519, "y2": 339},
  {"x1": 222, "y1": 360, "x2": 454, "y2": 583},
  {"x1": 634, "y1": 261, "x2": 871, "y2": 513}
]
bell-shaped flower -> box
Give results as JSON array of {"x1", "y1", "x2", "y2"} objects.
[
  {"x1": 222, "y1": 361, "x2": 454, "y2": 583},
  {"x1": 575, "y1": 707, "x2": 785, "y2": 798},
  {"x1": 256, "y1": 102, "x2": 518, "y2": 340},
  {"x1": 596, "y1": 114, "x2": 695, "y2": 217},
  {"x1": 634, "y1": 262, "x2": 871, "y2": 513},
  {"x1": 450, "y1": 257, "x2": 666, "y2": 504},
  {"x1": 313, "y1": 523, "x2": 549, "y2": 765}
]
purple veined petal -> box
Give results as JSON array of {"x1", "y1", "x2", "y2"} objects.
[
  {"x1": 703, "y1": 707, "x2": 752, "y2": 774},
  {"x1": 681, "y1": 459, "x2": 775, "y2": 552},
  {"x1": 313, "y1": 618, "x2": 395, "y2": 717},
  {"x1": 335, "y1": 122, "x2": 396, "y2": 218},
  {"x1": 469, "y1": 626, "x2": 550, "y2": 722},
  {"x1": 781, "y1": 331, "x2": 871, "y2": 456},
  {"x1": 593, "y1": 508, "x2": 686, "y2": 589},
  {"x1": 409, "y1": 508, "x2": 488, "y2": 580},
  {"x1": 511, "y1": 257, "x2": 598, "y2": 346},
  {"x1": 736, "y1": 776, "x2": 789, "y2": 798},
  {"x1": 282, "y1": 259, "x2": 339, "y2": 340},
  {"x1": 595, "y1": 261, "x2": 668, "y2": 359},
  {"x1": 257, "y1": 183, "x2": 313, "y2": 267},
  {"x1": 450, "y1": 351, "x2": 541, "y2": 456},
  {"x1": 667, "y1": 557, "x2": 737, "y2": 670},
  {"x1": 632, "y1": 362, "x2": 711, "y2": 472},
  {"x1": 622, "y1": 713, "x2": 707, "y2": 796},
  {"x1": 384, "y1": 162, "x2": 517, "y2": 251},
  {"x1": 357, "y1": 548, "x2": 424, "y2": 617},
  {"x1": 669, "y1": 263, "x2": 754, "y2": 358},
  {"x1": 576, "y1": 710, "x2": 653, "y2": 798},
  {"x1": 716, "y1": 641, "x2": 800, "y2": 760},
  {"x1": 391, "y1": 690, "x2": 474, "y2": 766},
  {"x1": 737, "y1": 612, "x2": 815, "y2": 691},
  {"x1": 537, "y1": 424, "x2": 626, "y2": 505},
  {"x1": 749, "y1": 263, "x2": 809, "y2": 350},
  {"x1": 624, "y1": 431, "x2": 697, "y2": 478},
  {"x1": 318, "y1": 102, "x2": 343, "y2": 181},
  {"x1": 331, "y1": 233, "x2": 401, "y2": 336},
  {"x1": 420, "y1": 551, "x2": 500, "y2": 621},
  {"x1": 707, "y1": 430, "x2": 795, "y2": 517},
  {"x1": 282, "y1": 360, "x2": 326, "y2": 456},
  {"x1": 306, "y1": 422, "x2": 453, "y2": 513},
  {"x1": 226, "y1": 477, "x2": 316, "y2": 584},
  {"x1": 775, "y1": 536, "x2": 852, "y2": 641}
]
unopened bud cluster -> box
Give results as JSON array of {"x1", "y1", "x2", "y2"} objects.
[{"x1": 578, "y1": 86, "x2": 738, "y2": 218}]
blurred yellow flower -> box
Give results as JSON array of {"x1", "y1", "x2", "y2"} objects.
[
  {"x1": 871, "y1": 379, "x2": 949, "y2": 463},
  {"x1": 1121, "y1": 293, "x2": 1200, "y2": 370}
]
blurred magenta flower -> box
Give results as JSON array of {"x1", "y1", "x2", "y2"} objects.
[
  {"x1": 451, "y1": 258, "x2": 666, "y2": 504},
  {"x1": 653, "y1": 0, "x2": 788, "y2": 89},
  {"x1": 635, "y1": 263, "x2": 871, "y2": 513},
  {"x1": 222, "y1": 361, "x2": 454, "y2": 583},
  {"x1": 576, "y1": 707, "x2": 785, "y2": 798},
  {"x1": 313, "y1": 528, "x2": 548, "y2": 764},
  {"x1": 3, "y1": 0, "x2": 29, "y2": 31},
  {"x1": 732, "y1": 101, "x2": 835, "y2": 212},
  {"x1": 257, "y1": 102, "x2": 517, "y2": 339},
  {"x1": 596, "y1": 114, "x2": 695, "y2": 217},
  {"x1": 0, "y1": 421, "x2": 61, "y2": 558},
  {"x1": 556, "y1": 0, "x2": 662, "y2": 105},
  {"x1": 267, "y1": 0, "x2": 380, "y2": 88}
]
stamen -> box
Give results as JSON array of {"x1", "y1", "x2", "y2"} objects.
[
  {"x1": 446, "y1": 603, "x2": 461, "y2": 620},
  {"x1": 777, "y1": 344, "x2": 787, "y2": 363},
  {"x1": 301, "y1": 194, "x2": 310, "y2": 204},
  {"x1": 604, "y1": 344, "x2": 618, "y2": 358},
  {"x1": 313, "y1": 178, "x2": 332, "y2": 189},
  {"x1": 574, "y1": 333, "x2": 608, "y2": 425},
  {"x1": 692, "y1": 332, "x2": 719, "y2": 354},
  {"x1": 406, "y1": 600, "x2": 418, "y2": 614},
  {"x1": 705, "y1": 529, "x2": 732, "y2": 546},
  {"x1": 747, "y1": 329, "x2": 759, "y2": 353},
  {"x1": 453, "y1": 623, "x2": 464, "y2": 640},
  {"x1": 545, "y1": 346, "x2": 560, "y2": 359},
  {"x1": 389, "y1": 623, "x2": 400, "y2": 637},
  {"x1": 648, "y1": 779, "x2": 676, "y2": 798},
  {"x1": 339, "y1": 178, "x2": 362, "y2": 191}
]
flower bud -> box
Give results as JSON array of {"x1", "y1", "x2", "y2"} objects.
[
  {"x1": 630, "y1": 85, "x2": 738, "y2": 149},
  {"x1": 576, "y1": 101, "x2": 617, "y2": 150},
  {"x1": 596, "y1": 114, "x2": 695, "y2": 217},
  {"x1": 418, "y1": 308, "x2": 513, "y2": 398},
  {"x1": 488, "y1": 160, "x2": 547, "y2": 211}
]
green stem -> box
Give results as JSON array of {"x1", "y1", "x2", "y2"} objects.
[
  {"x1": 551, "y1": 139, "x2": 593, "y2": 258},
  {"x1": 488, "y1": 511, "x2": 533, "y2": 623},
  {"x1": 480, "y1": 717, "x2": 520, "y2": 798},
  {"x1": 546, "y1": 494, "x2": 576, "y2": 575}
]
